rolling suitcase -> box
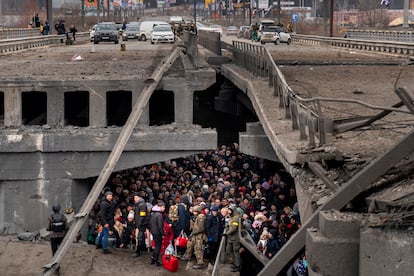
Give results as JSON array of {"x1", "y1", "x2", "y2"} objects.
[{"x1": 162, "y1": 254, "x2": 178, "y2": 272}]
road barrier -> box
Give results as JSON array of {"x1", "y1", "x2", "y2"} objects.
[
  {"x1": 292, "y1": 33, "x2": 414, "y2": 57},
  {"x1": 346, "y1": 29, "x2": 414, "y2": 43},
  {"x1": 0, "y1": 35, "x2": 62, "y2": 54},
  {"x1": 0, "y1": 32, "x2": 89, "y2": 54},
  {"x1": 0, "y1": 28, "x2": 41, "y2": 40}
]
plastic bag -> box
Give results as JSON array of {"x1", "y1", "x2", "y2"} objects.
[
  {"x1": 165, "y1": 243, "x2": 175, "y2": 255},
  {"x1": 175, "y1": 230, "x2": 189, "y2": 248}
]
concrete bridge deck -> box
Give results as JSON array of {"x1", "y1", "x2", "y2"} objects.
[
  {"x1": 216, "y1": 34, "x2": 414, "y2": 275},
  {"x1": 221, "y1": 35, "x2": 414, "y2": 164},
  {"x1": 0, "y1": 40, "x2": 182, "y2": 81}
]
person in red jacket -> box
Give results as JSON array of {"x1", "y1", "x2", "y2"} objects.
[{"x1": 161, "y1": 217, "x2": 174, "y2": 255}]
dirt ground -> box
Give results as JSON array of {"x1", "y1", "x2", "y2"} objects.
[{"x1": 0, "y1": 235, "x2": 217, "y2": 276}]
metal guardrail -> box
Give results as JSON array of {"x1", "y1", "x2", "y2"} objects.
[
  {"x1": 0, "y1": 35, "x2": 62, "y2": 54},
  {"x1": 292, "y1": 33, "x2": 414, "y2": 57},
  {"x1": 0, "y1": 33, "x2": 89, "y2": 54},
  {"x1": 346, "y1": 29, "x2": 414, "y2": 43},
  {"x1": 198, "y1": 30, "x2": 222, "y2": 56},
  {"x1": 0, "y1": 28, "x2": 42, "y2": 40},
  {"x1": 232, "y1": 40, "x2": 328, "y2": 148}
]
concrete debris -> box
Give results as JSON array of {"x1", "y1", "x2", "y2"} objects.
[
  {"x1": 39, "y1": 228, "x2": 51, "y2": 240},
  {"x1": 316, "y1": 195, "x2": 330, "y2": 206},
  {"x1": 17, "y1": 231, "x2": 39, "y2": 241}
]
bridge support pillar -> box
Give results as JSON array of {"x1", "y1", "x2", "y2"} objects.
[
  {"x1": 89, "y1": 89, "x2": 107, "y2": 127},
  {"x1": 133, "y1": 89, "x2": 150, "y2": 126},
  {"x1": 46, "y1": 88, "x2": 64, "y2": 127},
  {"x1": 164, "y1": 79, "x2": 194, "y2": 124},
  {"x1": 3, "y1": 87, "x2": 21, "y2": 127}
]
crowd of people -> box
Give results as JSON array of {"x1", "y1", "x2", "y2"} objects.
[{"x1": 87, "y1": 143, "x2": 306, "y2": 274}]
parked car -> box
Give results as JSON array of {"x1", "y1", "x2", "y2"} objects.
[
  {"x1": 260, "y1": 26, "x2": 280, "y2": 45},
  {"x1": 196, "y1": 22, "x2": 210, "y2": 31},
  {"x1": 271, "y1": 26, "x2": 292, "y2": 44},
  {"x1": 237, "y1": 25, "x2": 249, "y2": 38},
  {"x1": 150, "y1": 24, "x2": 175, "y2": 44},
  {"x1": 258, "y1": 19, "x2": 276, "y2": 41},
  {"x1": 226, "y1": 26, "x2": 238, "y2": 36},
  {"x1": 137, "y1": 20, "x2": 169, "y2": 41},
  {"x1": 89, "y1": 24, "x2": 97, "y2": 41},
  {"x1": 93, "y1": 22, "x2": 119, "y2": 44},
  {"x1": 122, "y1": 24, "x2": 141, "y2": 41},
  {"x1": 210, "y1": 24, "x2": 223, "y2": 35}
]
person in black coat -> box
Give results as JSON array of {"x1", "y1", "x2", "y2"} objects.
[
  {"x1": 265, "y1": 229, "x2": 280, "y2": 259},
  {"x1": 98, "y1": 191, "x2": 116, "y2": 254},
  {"x1": 133, "y1": 193, "x2": 149, "y2": 257},
  {"x1": 150, "y1": 202, "x2": 165, "y2": 266},
  {"x1": 205, "y1": 205, "x2": 222, "y2": 264},
  {"x1": 172, "y1": 195, "x2": 190, "y2": 256}
]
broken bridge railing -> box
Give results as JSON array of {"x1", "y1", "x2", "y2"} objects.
[
  {"x1": 232, "y1": 40, "x2": 330, "y2": 147},
  {"x1": 231, "y1": 41, "x2": 414, "y2": 148}
]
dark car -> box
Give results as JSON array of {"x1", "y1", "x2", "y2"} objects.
[{"x1": 93, "y1": 22, "x2": 119, "y2": 44}]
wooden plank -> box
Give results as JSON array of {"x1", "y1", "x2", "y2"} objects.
[
  {"x1": 258, "y1": 130, "x2": 414, "y2": 276},
  {"x1": 42, "y1": 46, "x2": 183, "y2": 276}
]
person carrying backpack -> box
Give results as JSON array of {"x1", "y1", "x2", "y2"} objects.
[{"x1": 46, "y1": 203, "x2": 68, "y2": 256}]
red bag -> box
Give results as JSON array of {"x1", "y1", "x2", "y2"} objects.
[
  {"x1": 175, "y1": 230, "x2": 188, "y2": 248},
  {"x1": 162, "y1": 254, "x2": 178, "y2": 272}
]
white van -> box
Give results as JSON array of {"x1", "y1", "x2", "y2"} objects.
[{"x1": 138, "y1": 21, "x2": 169, "y2": 41}]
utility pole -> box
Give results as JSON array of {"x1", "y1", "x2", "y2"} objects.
[
  {"x1": 107, "y1": 0, "x2": 110, "y2": 21},
  {"x1": 194, "y1": 0, "x2": 197, "y2": 27},
  {"x1": 402, "y1": 0, "x2": 409, "y2": 29},
  {"x1": 81, "y1": 0, "x2": 85, "y2": 31},
  {"x1": 0, "y1": 0, "x2": 3, "y2": 29},
  {"x1": 47, "y1": 0, "x2": 53, "y2": 33},
  {"x1": 329, "y1": 0, "x2": 333, "y2": 37},
  {"x1": 277, "y1": 0, "x2": 281, "y2": 25}
]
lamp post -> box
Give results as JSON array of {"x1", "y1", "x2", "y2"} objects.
[{"x1": 47, "y1": 0, "x2": 53, "y2": 33}]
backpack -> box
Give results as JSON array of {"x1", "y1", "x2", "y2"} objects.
[
  {"x1": 168, "y1": 204, "x2": 179, "y2": 224},
  {"x1": 51, "y1": 213, "x2": 65, "y2": 233}
]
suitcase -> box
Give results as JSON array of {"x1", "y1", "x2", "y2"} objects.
[{"x1": 162, "y1": 254, "x2": 178, "y2": 272}]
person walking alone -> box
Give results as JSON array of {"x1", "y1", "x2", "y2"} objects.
[{"x1": 47, "y1": 203, "x2": 68, "y2": 256}]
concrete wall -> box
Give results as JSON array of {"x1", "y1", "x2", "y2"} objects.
[
  {"x1": 307, "y1": 211, "x2": 361, "y2": 276},
  {"x1": 0, "y1": 178, "x2": 73, "y2": 233},
  {"x1": 360, "y1": 228, "x2": 414, "y2": 275},
  {"x1": 306, "y1": 211, "x2": 414, "y2": 276}
]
